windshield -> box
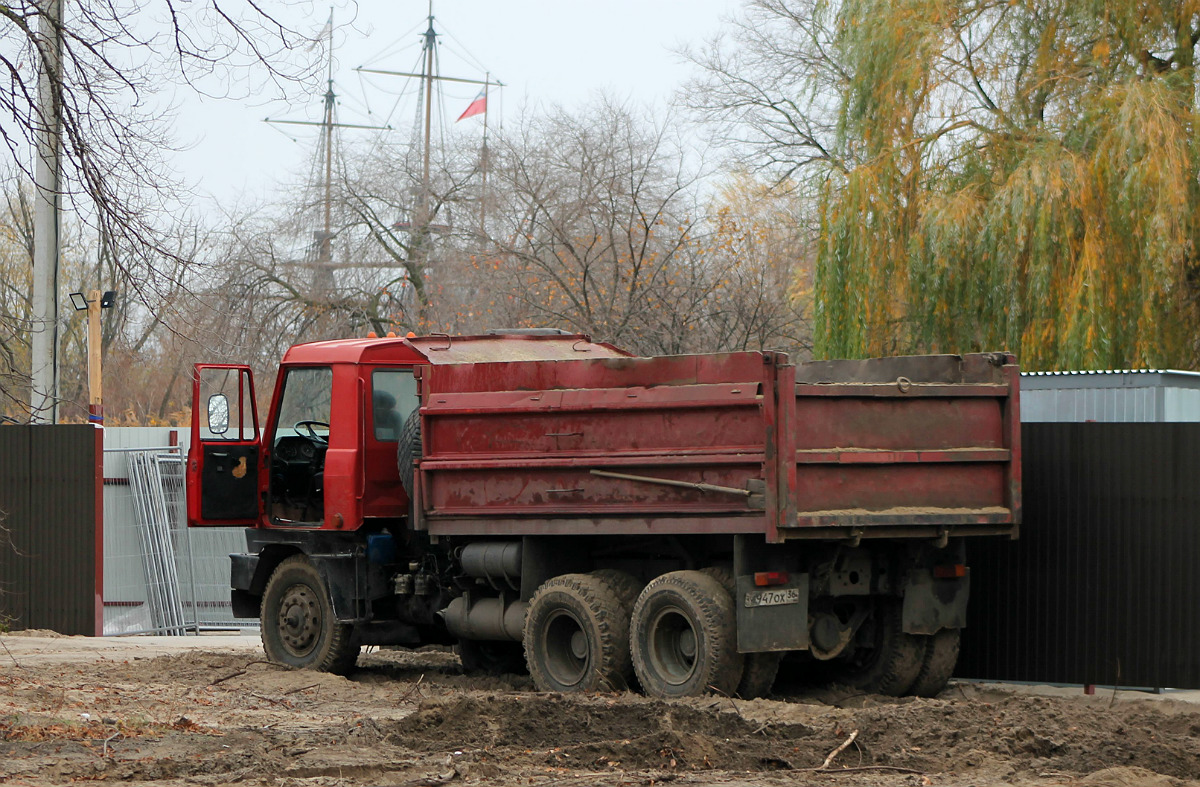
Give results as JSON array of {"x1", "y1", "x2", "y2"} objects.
[{"x1": 275, "y1": 367, "x2": 333, "y2": 438}]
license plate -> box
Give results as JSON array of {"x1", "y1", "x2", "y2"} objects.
[{"x1": 743, "y1": 588, "x2": 801, "y2": 608}]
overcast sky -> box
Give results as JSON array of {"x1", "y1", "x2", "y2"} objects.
[{"x1": 171, "y1": 0, "x2": 741, "y2": 208}]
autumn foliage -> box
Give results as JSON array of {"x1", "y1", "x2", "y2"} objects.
[{"x1": 694, "y1": 0, "x2": 1200, "y2": 369}]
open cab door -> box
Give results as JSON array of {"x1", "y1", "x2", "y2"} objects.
[{"x1": 187, "y1": 364, "x2": 262, "y2": 527}]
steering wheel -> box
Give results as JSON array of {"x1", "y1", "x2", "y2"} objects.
[{"x1": 293, "y1": 420, "x2": 331, "y2": 446}]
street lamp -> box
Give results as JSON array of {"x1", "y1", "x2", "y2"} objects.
[{"x1": 68, "y1": 289, "x2": 117, "y2": 424}]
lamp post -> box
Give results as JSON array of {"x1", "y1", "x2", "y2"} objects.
[{"x1": 69, "y1": 289, "x2": 116, "y2": 425}]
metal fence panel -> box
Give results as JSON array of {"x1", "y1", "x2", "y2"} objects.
[
  {"x1": 960, "y1": 422, "x2": 1200, "y2": 688},
  {"x1": 102, "y1": 428, "x2": 251, "y2": 633},
  {"x1": 0, "y1": 425, "x2": 100, "y2": 635}
]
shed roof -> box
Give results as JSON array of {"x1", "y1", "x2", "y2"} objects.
[{"x1": 1020, "y1": 369, "x2": 1200, "y2": 390}]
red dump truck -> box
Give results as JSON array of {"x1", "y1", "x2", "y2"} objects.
[{"x1": 188, "y1": 332, "x2": 1020, "y2": 699}]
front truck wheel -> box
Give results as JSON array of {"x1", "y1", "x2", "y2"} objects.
[
  {"x1": 909, "y1": 628, "x2": 961, "y2": 697},
  {"x1": 631, "y1": 571, "x2": 742, "y2": 698},
  {"x1": 260, "y1": 555, "x2": 359, "y2": 674},
  {"x1": 834, "y1": 599, "x2": 925, "y2": 696},
  {"x1": 524, "y1": 574, "x2": 633, "y2": 692}
]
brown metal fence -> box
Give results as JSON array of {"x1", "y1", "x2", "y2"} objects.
[
  {"x1": 0, "y1": 425, "x2": 102, "y2": 636},
  {"x1": 3, "y1": 418, "x2": 1200, "y2": 686},
  {"x1": 959, "y1": 422, "x2": 1200, "y2": 689}
]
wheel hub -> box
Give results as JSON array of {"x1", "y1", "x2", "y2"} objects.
[
  {"x1": 569, "y1": 630, "x2": 588, "y2": 659},
  {"x1": 278, "y1": 584, "x2": 320, "y2": 656},
  {"x1": 648, "y1": 606, "x2": 698, "y2": 686},
  {"x1": 543, "y1": 611, "x2": 589, "y2": 687},
  {"x1": 677, "y1": 629, "x2": 696, "y2": 659}
]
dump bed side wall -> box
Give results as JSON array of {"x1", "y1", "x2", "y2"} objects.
[
  {"x1": 784, "y1": 353, "x2": 1021, "y2": 536},
  {"x1": 413, "y1": 352, "x2": 1020, "y2": 540},
  {"x1": 414, "y1": 353, "x2": 779, "y2": 536}
]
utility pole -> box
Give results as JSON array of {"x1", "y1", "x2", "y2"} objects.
[
  {"x1": 30, "y1": 0, "x2": 63, "y2": 423},
  {"x1": 320, "y1": 42, "x2": 335, "y2": 268},
  {"x1": 69, "y1": 289, "x2": 116, "y2": 424},
  {"x1": 316, "y1": 11, "x2": 335, "y2": 293}
]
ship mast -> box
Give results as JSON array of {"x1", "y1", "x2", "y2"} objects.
[
  {"x1": 265, "y1": 10, "x2": 390, "y2": 274},
  {"x1": 420, "y1": 3, "x2": 436, "y2": 230},
  {"x1": 355, "y1": 6, "x2": 502, "y2": 242}
]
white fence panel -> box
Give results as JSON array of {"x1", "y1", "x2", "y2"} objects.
[{"x1": 102, "y1": 427, "x2": 255, "y2": 634}]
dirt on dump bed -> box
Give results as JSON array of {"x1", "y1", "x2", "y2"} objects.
[{"x1": 2, "y1": 636, "x2": 1199, "y2": 787}]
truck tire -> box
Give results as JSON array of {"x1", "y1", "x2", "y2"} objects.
[
  {"x1": 591, "y1": 569, "x2": 642, "y2": 614},
  {"x1": 630, "y1": 570, "x2": 743, "y2": 698},
  {"x1": 834, "y1": 599, "x2": 926, "y2": 697},
  {"x1": 699, "y1": 566, "x2": 782, "y2": 699},
  {"x1": 909, "y1": 628, "x2": 960, "y2": 698},
  {"x1": 524, "y1": 574, "x2": 633, "y2": 692},
  {"x1": 397, "y1": 409, "x2": 422, "y2": 497},
  {"x1": 455, "y1": 639, "x2": 528, "y2": 676},
  {"x1": 260, "y1": 555, "x2": 359, "y2": 674}
]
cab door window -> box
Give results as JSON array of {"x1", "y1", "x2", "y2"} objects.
[
  {"x1": 270, "y1": 366, "x2": 333, "y2": 524},
  {"x1": 371, "y1": 369, "x2": 418, "y2": 441}
]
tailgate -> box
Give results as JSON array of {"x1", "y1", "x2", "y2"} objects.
[{"x1": 778, "y1": 352, "x2": 1021, "y2": 539}]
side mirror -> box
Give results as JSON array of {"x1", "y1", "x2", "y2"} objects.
[{"x1": 207, "y1": 394, "x2": 230, "y2": 435}]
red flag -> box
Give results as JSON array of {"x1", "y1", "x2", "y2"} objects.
[{"x1": 457, "y1": 89, "x2": 487, "y2": 122}]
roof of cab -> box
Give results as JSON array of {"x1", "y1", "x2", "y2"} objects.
[{"x1": 280, "y1": 333, "x2": 631, "y2": 366}]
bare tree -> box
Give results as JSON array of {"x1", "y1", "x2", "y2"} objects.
[
  {"x1": 466, "y1": 97, "x2": 811, "y2": 356},
  {"x1": 0, "y1": 2, "x2": 318, "y2": 416},
  {"x1": 474, "y1": 97, "x2": 703, "y2": 352}
]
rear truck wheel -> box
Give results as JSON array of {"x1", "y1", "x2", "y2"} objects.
[
  {"x1": 260, "y1": 555, "x2": 359, "y2": 674},
  {"x1": 591, "y1": 569, "x2": 643, "y2": 614},
  {"x1": 833, "y1": 599, "x2": 926, "y2": 697},
  {"x1": 909, "y1": 628, "x2": 961, "y2": 698},
  {"x1": 630, "y1": 570, "x2": 742, "y2": 698},
  {"x1": 455, "y1": 639, "x2": 528, "y2": 676},
  {"x1": 735, "y1": 651, "x2": 784, "y2": 700},
  {"x1": 700, "y1": 566, "x2": 783, "y2": 699},
  {"x1": 524, "y1": 574, "x2": 633, "y2": 692},
  {"x1": 397, "y1": 409, "x2": 422, "y2": 497}
]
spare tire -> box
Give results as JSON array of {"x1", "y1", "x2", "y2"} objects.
[{"x1": 397, "y1": 409, "x2": 422, "y2": 497}]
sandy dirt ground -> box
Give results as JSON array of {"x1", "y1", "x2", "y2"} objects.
[{"x1": 2, "y1": 632, "x2": 1200, "y2": 787}]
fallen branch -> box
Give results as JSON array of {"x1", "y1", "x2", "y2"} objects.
[
  {"x1": 801, "y1": 765, "x2": 925, "y2": 774},
  {"x1": 102, "y1": 731, "x2": 122, "y2": 757},
  {"x1": 210, "y1": 670, "x2": 246, "y2": 686},
  {"x1": 248, "y1": 692, "x2": 290, "y2": 707},
  {"x1": 0, "y1": 636, "x2": 21, "y2": 669},
  {"x1": 1110, "y1": 658, "x2": 1122, "y2": 709},
  {"x1": 794, "y1": 729, "x2": 924, "y2": 776},
  {"x1": 398, "y1": 674, "x2": 425, "y2": 704},
  {"x1": 821, "y1": 730, "x2": 858, "y2": 769},
  {"x1": 707, "y1": 686, "x2": 743, "y2": 719},
  {"x1": 283, "y1": 683, "x2": 321, "y2": 696}
]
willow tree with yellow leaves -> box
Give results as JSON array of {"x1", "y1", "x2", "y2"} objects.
[{"x1": 692, "y1": 0, "x2": 1200, "y2": 368}]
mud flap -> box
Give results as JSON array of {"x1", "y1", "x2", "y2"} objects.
[
  {"x1": 311, "y1": 555, "x2": 366, "y2": 622},
  {"x1": 902, "y1": 568, "x2": 969, "y2": 635},
  {"x1": 230, "y1": 553, "x2": 259, "y2": 592},
  {"x1": 735, "y1": 573, "x2": 809, "y2": 652}
]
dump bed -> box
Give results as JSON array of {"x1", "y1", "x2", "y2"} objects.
[{"x1": 411, "y1": 351, "x2": 1020, "y2": 542}]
